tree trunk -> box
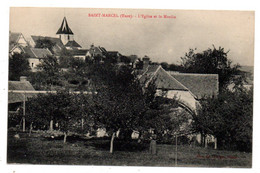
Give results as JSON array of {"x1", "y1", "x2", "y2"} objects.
[
  {"x1": 110, "y1": 132, "x2": 116, "y2": 154},
  {"x1": 29, "y1": 122, "x2": 33, "y2": 136},
  {"x1": 149, "y1": 139, "x2": 157, "y2": 155},
  {"x1": 201, "y1": 132, "x2": 205, "y2": 147},
  {"x1": 214, "y1": 137, "x2": 217, "y2": 149},
  {"x1": 81, "y1": 118, "x2": 84, "y2": 131},
  {"x1": 22, "y1": 117, "x2": 26, "y2": 132},
  {"x1": 64, "y1": 132, "x2": 67, "y2": 143},
  {"x1": 204, "y1": 135, "x2": 208, "y2": 148},
  {"x1": 49, "y1": 119, "x2": 53, "y2": 131}
]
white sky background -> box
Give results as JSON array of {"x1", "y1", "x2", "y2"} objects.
[
  {"x1": 1, "y1": 1, "x2": 260, "y2": 173},
  {"x1": 10, "y1": 8, "x2": 254, "y2": 66}
]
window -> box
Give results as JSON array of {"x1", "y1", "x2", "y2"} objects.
[{"x1": 32, "y1": 63, "x2": 34, "y2": 67}]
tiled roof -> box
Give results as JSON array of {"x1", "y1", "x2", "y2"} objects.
[
  {"x1": 9, "y1": 32, "x2": 22, "y2": 51},
  {"x1": 31, "y1": 35, "x2": 66, "y2": 55},
  {"x1": 138, "y1": 65, "x2": 219, "y2": 99},
  {"x1": 23, "y1": 47, "x2": 52, "y2": 59},
  {"x1": 67, "y1": 49, "x2": 88, "y2": 56},
  {"x1": 31, "y1": 48, "x2": 52, "y2": 58},
  {"x1": 31, "y1": 36, "x2": 64, "y2": 48},
  {"x1": 139, "y1": 65, "x2": 188, "y2": 91},
  {"x1": 107, "y1": 51, "x2": 120, "y2": 57},
  {"x1": 9, "y1": 32, "x2": 21, "y2": 44},
  {"x1": 170, "y1": 72, "x2": 219, "y2": 99},
  {"x1": 8, "y1": 81, "x2": 36, "y2": 103},
  {"x1": 88, "y1": 46, "x2": 107, "y2": 56},
  {"x1": 65, "y1": 40, "x2": 82, "y2": 48},
  {"x1": 22, "y1": 47, "x2": 35, "y2": 57}
]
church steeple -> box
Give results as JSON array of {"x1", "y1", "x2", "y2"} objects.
[
  {"x1": 56, "y1": 17, "x2": 74, "y2": 44},
  {"x1": 56, "y1": 17, "x2": 73, "y2": 35}
]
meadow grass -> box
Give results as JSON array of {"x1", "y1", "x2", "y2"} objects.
[{"x1": 7, "y1": 130, "x2": 252, "y2": 167}]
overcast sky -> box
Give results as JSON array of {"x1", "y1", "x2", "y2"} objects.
[{"x1": 10, "y1": 7, "x2": 254, "y2": 66}]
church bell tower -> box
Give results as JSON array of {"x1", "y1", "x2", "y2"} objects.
[{"x1": 56, "y1": 17, "x2": 74, "y2": 45}]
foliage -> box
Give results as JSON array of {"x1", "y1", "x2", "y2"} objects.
[
  {"x1": 9, "y1": 53, "x2": 31, "y2": 80},
  {"x1": 141, "y1": 96, "x2": 192, "y2": 141},
  {"x1": 26, "y1": 91, "x2": 94, "y2": 141},
  {"x1": 37, "y1": 55, "x2": 62, "y2": 87},
  {"x1": 180, "y1": 46, "x2": 242, "y2": 91},
  {"x1": 91, "y1": 64, "x2": 150, "y2": 134},
  {"x1": 193, "y1": 86, "x2": 253, "y2": 152},
  {"x1": 35, "y1": 38, "x2": 56, "y2": 54},
  {"x1": 26, "y1": 94, "x2": 53, "y2": 130},
  {"x1": 160, "y1": 62, "x2": 184, "y2": 72}
]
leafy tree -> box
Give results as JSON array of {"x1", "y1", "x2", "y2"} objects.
[
  {"x1": 160, "y1": 62, "x2": 169, "y2": 70},
  {"x1": 26, "y1": 94, "x2": 52, "y2": 133},
  {"x1": 9, "y1": 53, "x2": 31, "y2": 80},
  {"x1": 90, "y1": 64, "x2": 155, "y2": 153},
  {"x1": 26, "y1": 90, "x2": 93, "y2": 143},
  {"x1": 168, "y1": 63, "x2": 184, "y2": 72},
  {"x1": 37, "y1": 55, "x2": 62, "y2": 88},
  {"x1": 193, "y1": 86, "x2": 253, "y2": 152},
  {"x1": 140, "y1": 95, "x2": 192, "y2": 143},
  {"x1": 180, "y1": 46, "x2": 242, "y2": 91},
  {"x1": 59, "y1": 49, "x2": 74, "y2": 68}
]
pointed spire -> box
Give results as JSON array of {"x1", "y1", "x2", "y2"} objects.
[{"x1": 56, "y1": 17, "x2": 74, "y2": 35}]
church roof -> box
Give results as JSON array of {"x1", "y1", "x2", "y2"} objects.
[
  {"x1": 65, "y1": 40, "x2": 82, "y2": 48},
  {"x1": 56, "y1": 17, "x2": 74, "y2": 35}
]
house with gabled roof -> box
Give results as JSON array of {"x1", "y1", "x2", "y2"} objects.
[
  {"x1": 9, "y1": 32, "x2": 28, "y2": 50},
  {"x1": 8, "y1": 76, "x2": 36, "y2": 111},
  {"x1": 22, "y1": 47, "x2": 53, "y2": 72},
  {"x1": 138, "y1": 64, "x2": 219, "y2": 114},
  {"x1": 28, "y1": 35, "x2": 66, "y2": 56},
  {"x1": 66, "y1": 49, "x2": 89, "y2": 60},
  {"x1": 138, "y1": 63, "x2": 219, "y2": 145}
]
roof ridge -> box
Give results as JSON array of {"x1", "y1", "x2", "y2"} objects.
[
  {"x1": 30, "y1": 47, "x2": 38, "y2": 58},
  {"x1": 137, "y1": 64, "x2": 155, "y2": 80},
  {"x1": 161, "y1": 67, "x2": 198, "y2": 99},
  {"x1": 145, "y1": 65, "x2": 161, "y2": 87},
  {"x1": 170, "y1": 72, "x2": 218, "y2": 77}
]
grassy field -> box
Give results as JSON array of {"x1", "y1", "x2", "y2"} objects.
[{"x1": 7, "y1": 130, "x2": 252, "y2": 167}]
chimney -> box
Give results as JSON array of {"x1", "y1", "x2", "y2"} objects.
[
  {"x1": 142, "y1": 56, "x2": 150, "y2": 69},
  {"x1": 20, "y1": 76, "x2": 27, "y2": 82}
]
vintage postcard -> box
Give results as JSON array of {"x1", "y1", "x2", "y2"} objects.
[{"x1": 6, "y1": 6, "x2": 254, "y2": 169}]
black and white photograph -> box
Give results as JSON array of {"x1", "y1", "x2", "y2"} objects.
[{"x1": 3, "y1": 3, "x2": 256, "y2": 170}]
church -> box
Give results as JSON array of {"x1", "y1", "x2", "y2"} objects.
[{"x1": 9, "y1": 17, "x2": 114, "y2": 71}]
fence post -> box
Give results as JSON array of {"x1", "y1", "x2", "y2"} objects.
[
  {"x1": 175, "y1": 134, "x2": 178, "y2": 166},
  {"x1": 22, "y1": 93, "x2": 26, "y2": 132}
]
